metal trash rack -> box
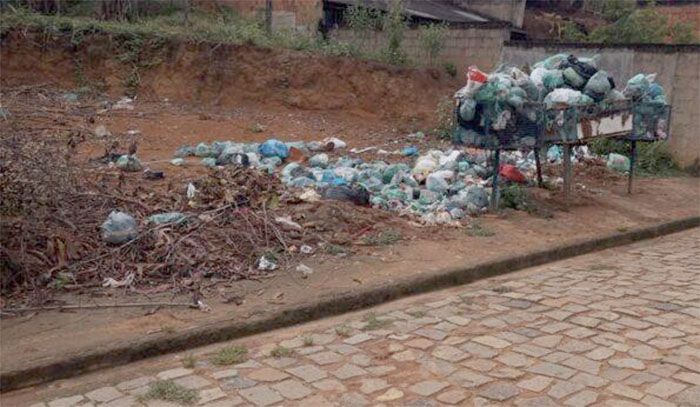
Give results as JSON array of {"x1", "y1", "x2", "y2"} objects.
[{"x1": 454, "y1": 99, "x2": 671, "y2": 209}]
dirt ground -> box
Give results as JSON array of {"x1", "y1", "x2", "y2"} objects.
[
  {"x1": 1, "y1": 33, "x2": 699, "y2": 381},
  {"x1": 1, "y1": 91, "x2": 697, "y2": 372}
]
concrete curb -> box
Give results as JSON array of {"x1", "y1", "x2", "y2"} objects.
[{"x1": 2, "y1": 216, "x2": 698, "y2": 391}]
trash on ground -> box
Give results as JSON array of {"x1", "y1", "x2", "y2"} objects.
[
  {"x1": 116, "y1": 155, "x2": 142, "y2": 171},
  {"x1": 607, "y1": 153, "x2": 631, "y2": 172},
  {"x1": 296, "y1": 264, "x2": 313, "y2": 278},
  {"x1": 101, "y1": 211, "x2": 138, "y2": 244},
  {"x1": 147, "y1": 212, "x2": 186, "y2": 225},
  {"x1": 258, "y1": 256, "x2": 278, "y2": 271}
]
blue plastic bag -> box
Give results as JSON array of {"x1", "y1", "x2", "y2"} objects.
[{"x1": 259, "y1": 139, "x2": 289, "y2": 159}]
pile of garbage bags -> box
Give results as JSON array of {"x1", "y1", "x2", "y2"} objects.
[
  {"x1": 172, "y1": 137, "x2": 586, "y2": 224},
  {"x1": 454, "y1": 53, "x2": 669, "y2": 147}
]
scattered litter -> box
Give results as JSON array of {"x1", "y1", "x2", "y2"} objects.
[
  {"x1": 62, "y1": 93, "x2": 78, "y2": 102},
  {"x1": 101, "y1": 211, "x2": 138, "y2": 245},
  {"x1": 103, "y1": 272, "x2": 135, "y2": 288},
  {"x1": 275, "y1": 216, "x2": 302, "y2": 230},
  {"x1": 113, "y1": 97, "x2": 134, "y2": 110},
  {"x1": 144, "y1": 169, "x2": 164, "y2": 180},
  {"x1": 115, "y1": 155, "x2": 142, "y2": 171},
  {"x1": 607, "y1": 153, "x2": 631, "y2": 172},
  {"x1": 147, "y1": 212, "x2": 186, "y2": 225},
  {"x1": 94, "y1": 124, "x2": 111, "y2": 137},
  {"x1": 300, "y1": 245, "x2": 314, "y2": 254},
  {"x1": 201, "y1": 157, "x2": 217, "y2": 168},
  {"x1": 170, "y1": 158, "x2": 186, "y2": 166},
  {"x1": 323, "y1": 137, "x2": 347, "y2": 150},
  {"x1": 258, "y1": 256, "x2": 278, "y2": 271},
  {"x1": 401, "y1": 146, "x2": 418, "y2": 156},
  {"x1": 186, "y1": 183, "x2": 197, "y2": 199},
  {"x1": 296, "y1": 264, "x2": 313, "y2": 278},
  {"x1": 300, "y1": 189, "x2": 321, "y2": 202},
  {"x1": 174, "y1": 145, "x2": 195, "y2": 158}
]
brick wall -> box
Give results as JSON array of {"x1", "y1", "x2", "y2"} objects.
[
  {"x1": 502, "y1": 43, "x2": 700, "y2": 169},
  {"x1": 330, "y1": 26, "x2": 509, "y2": 74}
]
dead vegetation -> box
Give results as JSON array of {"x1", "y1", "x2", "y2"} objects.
[{"x1": 0, "y1": 85, "x2": 385, "y2": 307}]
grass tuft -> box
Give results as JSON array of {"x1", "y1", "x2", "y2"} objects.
[
  {"x1": 138, "y1": 380, "x2": 197, "y2": 405},
  {"x1": 361, "y1": 230, "x2": 401, "y2": 246},
  {"x1": 211, "y1": 345, "x2": 248, "y2": 366},
  {"x1": 362, "y1": 312, "x2": 393, "y2": 331},
  {"x1": 270, "y1": 346, "x2": 295, "y2": 358}
]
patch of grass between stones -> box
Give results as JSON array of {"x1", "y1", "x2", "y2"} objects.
[
  {"x1": 362, "y1": 312, "x2": 393, "y2": 330},
  {"x1": 270, "y1": 346, "x2": 295, "y2": 358},
  {"x1": 212, "y1": 345, "x2": 248, "y2": 366},
  {"x1": 138, "y1": 380, "x2": 197, "y2": 405}
]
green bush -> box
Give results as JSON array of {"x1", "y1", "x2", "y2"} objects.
[
  {"x1": 588, "y1": 138, "x2": 679, "y2": 176},
  {"x1": 418, "y1": 22, "x2": 448, "y2": 67},
  {"x1": 444, "y1": 62, "x2": 457, "y2": 77}
]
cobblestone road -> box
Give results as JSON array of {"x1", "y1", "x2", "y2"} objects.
[{"x1": 17, "y1": 229, "x2": 700, "y2": 407}]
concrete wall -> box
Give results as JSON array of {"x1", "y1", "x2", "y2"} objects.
[
  {"x1": 502, "y1": 42, "x2": 700, "y2": 169},
  {"x1": 200, "y1": 0, "x2": 322, "y2": 31},
  {"x1": 453, "y1": 0, "x2": 526, "y2": 28},
  {"x1": 330, "y1": 26, "x2": 509, "y2": 74}
]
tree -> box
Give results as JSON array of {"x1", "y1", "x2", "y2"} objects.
[
  {"x1": 418, "y1": 22, "x2": 448, "y2": 67},
  {"x1": 563, "y1": 2, "x2": 698, "y2": 44},
  {"x1": 380, "y1": 0, "x2": 408, "y2": 64}
]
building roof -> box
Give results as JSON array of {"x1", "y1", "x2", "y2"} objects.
[{"x1": 326, "y1": 0, "x2": 493, "y2": 24}]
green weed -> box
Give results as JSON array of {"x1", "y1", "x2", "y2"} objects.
[
  {"x1": 138, "y1": 380, "x2": 197, "y2": 405},
  {"x1": 182, "y1": 354, "x2": 196, "y2": 368},
  {"x1": 270, "y1": 346, "x2": 295, "y2": 358},
  {"x1": 211, "y1": 346, "x2": 248, "y2": 365},
  {"x1": 361, "y1": 230, "x2": 401, "y2": 246},
  {"x1": 362, "y1": 312, "x2": 393, "y2": 331}
]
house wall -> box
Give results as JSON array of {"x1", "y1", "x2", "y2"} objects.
[
  {"x1": 330, "y1": 26, "x2": 510, "y2": 74},
  {"x1": 502, "y1": 42, "x2": 700, "y2": 169},
  {"x1": 452, "y1": 0, "x2": 526, "y2": 28}
]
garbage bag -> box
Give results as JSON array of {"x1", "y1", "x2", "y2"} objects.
[
  {"x1": 174, "y1": 144, "x2": 195, "y2": 158},
  {"x1": 116, "y1": 155, "x2": 142, "y2": 171},
  {"x1": 607, "y1": 153, "x2": 630, "y2": 172},
  {"x1": 259, "y1": 139, "x2": 290, "y2": 159},
  {"x1": 101, "y1": 211, "x2": 138, "y2": 245},
  {"x1": 464, "y1": 186, "x2": 490, "y2": 212},
  {"x1": 533, "y1": 53, "x2": 568, "y2": 70},
  {"x1": 401, "y1": 146, "x2": 419, "y2": 156},
  {"x1": 195, "y1": 142, "x2": 212, "y2": 157},
  {"x1": 459, "y1": 98, "x2": 477, "y2": 122},
  {"x1": 323, "y1": 185, "x2": 370, "y2": 206},
  {"x1": 309, "y1": 153, "x2": 329, "y2": 168},
  {"x1": 563, "y1": 67, "x2": 586, "y2": 89},
  {"x1": 412, "y1": 155, "x2": 440, "y2": 181},
  {"x1": 584, "y1": 70, "x2": 612, "y2": 100},
  {"x1": 623, "y1": 73, "x2": 657, "y2": 100},
  {"x1": 544, "y1": 89, "x2": 586, "y2": 109},
  {"x1": 530, "y1": 67, "x2": 548, "y2": 87},
  {"x1": 578, "y1": 54, "x2": 601, "y2": 68},
  {"x1": 541, "y1": 70, "x2": 565, "y2": 91},
  {"x1": 564, "y1": 54, "x2": 598, "y2": 81},
  {"x1": 201, "y1": 157, "x2": 217, "y2": 168}
]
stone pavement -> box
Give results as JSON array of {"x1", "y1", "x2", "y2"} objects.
[{"x1": 17, "y1": 229, "x2": 700, "y2": 407}]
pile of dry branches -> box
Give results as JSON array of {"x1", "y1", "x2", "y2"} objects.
[{"x1": 0, "y1": 96, "x2": 305, "y2": 303}]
